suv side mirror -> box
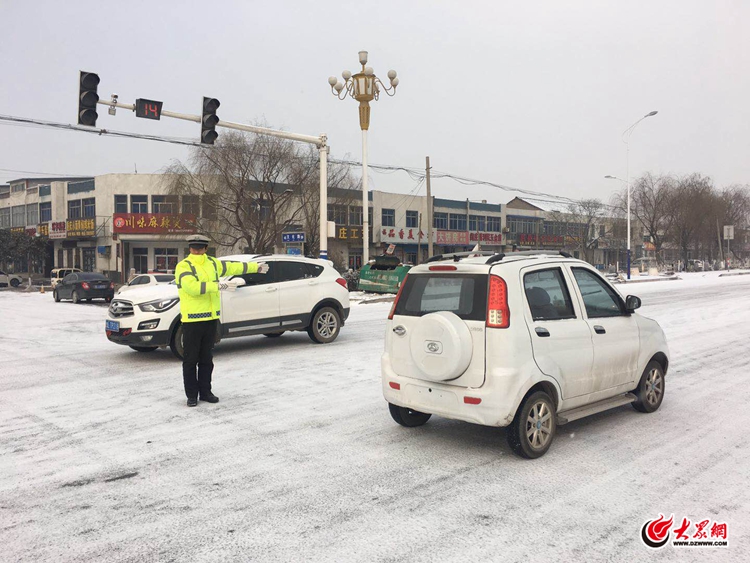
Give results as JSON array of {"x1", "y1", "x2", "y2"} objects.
[{"x1": 625, "y1": 295, "x2": 641, "y2": 313}]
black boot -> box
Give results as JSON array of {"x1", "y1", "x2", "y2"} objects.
[
  {"x1": 199, "y1": 393, "x2": 219, "y2": 403},
  {"x1": 187, "y1": 397, "x2": 198, "y2": 407}
]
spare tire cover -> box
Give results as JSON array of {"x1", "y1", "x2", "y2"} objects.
[{"x1": 410, "y1": 311, "x2": 473, "y2": 382}]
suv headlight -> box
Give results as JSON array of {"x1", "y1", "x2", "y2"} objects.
[{"x1": 138, "y1": 298, "x2": 179, "y2": 313}]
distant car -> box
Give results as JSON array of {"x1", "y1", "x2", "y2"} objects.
[
  {"x1": 50, "y1": 268, "x2": 82, "y2": 288},
  {"x1": 54, "y1": 272, "x2": 115, "y2": 303},
  {"x1": 105, "y1": 254, "x2": 350, "y2": 358},
  {"x1": 0, "y1": 270, "x2": 23, "y2": 288},
  {"x1": 116, "y1": 273, "x2": 175, "y2": 295}
]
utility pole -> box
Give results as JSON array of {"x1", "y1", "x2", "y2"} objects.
[
  {"x1": 417, "y1": 212, "x2": 422, "y2": 265},
  {"x1": 426, "y1": 156, "x2": 433, "y2": 258}
]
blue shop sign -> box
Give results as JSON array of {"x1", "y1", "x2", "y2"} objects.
[{"x1": 282, "y1": 232, "x2": 305, "y2": 243}]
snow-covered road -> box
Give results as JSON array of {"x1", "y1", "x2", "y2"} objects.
[{"x1": 1, "y1": 272, "x2": 748, "y2": 562}]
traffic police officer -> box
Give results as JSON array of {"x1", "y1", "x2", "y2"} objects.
[{"x1": 176, "y1": 234, "x2": 268, "y2": 407}]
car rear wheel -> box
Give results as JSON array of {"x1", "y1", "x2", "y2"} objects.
[
  {"x1": 170, "y1": 323, "x2": 185, "y2": 360},
  {"x1": 307, "y1": 307, "x2": 341, "y2": 344},
  {"x1": 632, "y1": 361, "x2": 665, "y2": 413},
  {"x1": 130, "y1": 346, "x2": 158, "y2": 352},
  {"x1": 72, "y1": 290, "x2": 81, "y2": 304},
  {"x1": 10, "y1": 278, "x2": 20, "y2": 287},
  {"x1": 54, "y1": 290, "x2": 60, "y2": 302},
  {"x1": 507, "y1": 391, "x2": 557, "y2": 459},
  {"x1": 389, "y1": 403, "x2": 432, "y2": 427}
]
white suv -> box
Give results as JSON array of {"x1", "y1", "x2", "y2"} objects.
[
  {"x1": 382, "y1": 251, "x2": 669, "y2": 459},
  {"x1": 106, "y1": 255, "x2": 350, "y2": 358}
]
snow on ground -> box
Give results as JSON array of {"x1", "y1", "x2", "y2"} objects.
[{"x1": 1, "y1": 272, "x2": 749, "y2": 562}]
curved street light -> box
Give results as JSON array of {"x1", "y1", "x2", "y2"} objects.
[
  {"x1": 612, "y1": 111, "x2": 658, "y2": 279},
  {"x1": 329, "y1": 51, "x2": 399, "y2": 265}
]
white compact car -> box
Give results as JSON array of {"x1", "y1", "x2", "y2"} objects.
[
  {"x1": 116, "y1": 273, "x2": 175, "y2": 295},
  {"x1": 0, "y1": 270, "x2": 23, "y2": 288},
  {"x1": 106, "y1": 255, "x2": 350, "y2": 358},
  {"x1": 382, "y1": 251, "x2": 670, "y2": 459}
]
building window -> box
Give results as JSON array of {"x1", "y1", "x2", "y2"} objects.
[
  {"x1": 348, "y1": 251, "x2": 363, "y2": 270},
  {"x1": 469, "y1": 215, "x2": 486, "y2": 232},
  {"x1": 68, "y1": 199, "x2": 82, "y2": 219},
  {"x1": 182, "y1": 195, "x2": 200, "y2": 216},
  {"x1": 114, "y1": 195, "x2": 128, "y2": 214},
  {"x1": 508, "y1": 217, "x2": 540, "y2": 235},
  {"x1": 11, "y1": 205, "x2": 25, "y2": 227},
  {"x1": 406, "y1": 252, "x2": 417, "y2": 265},
  {"x1": 0, "y1": 208, "x2": 10, "y2": 228},
  {"x1": 258, "y1": 201, "x2": 272, "y2": 221},
  {"x1": 153, "y1": 195, "x2": 178, "y2": 214},
  {"x1": 26, "y1": 203, "x2": 39, "y2": 225},
  {"x1": 154, "y1": 248, "x2": 179, "y2": 272},
  {"x1": 382, "y1": 208, "x2": 395, "y2": 227},
  {"x1": 487, "y1": 216, "x2": 501, "y2": 232},
  {"x1": 39, "y1": 202, "x2": 52, "y2": 222},
  {"x1": 327, "y1": 204, "x2": 348, "y2": 224},
  {"x1": 406, "y1": 210, "x2": 419, "y2": 228},
  {"x1": 131, "y1": 195, "x2": 148, "y2": 213},
  {"x1": 202, "y1": 195, "x2": 218, "y2": 220},
  {"x1": 349, "y1": 206, "x2": 363, "y2": 226},
  {"x1": 449, "y1": 213, "x2": 467, "y2": 231},
  {"x1": 11, "y1": 183, "x2": 24, "y2": 193},
  {"x1": 83, "y1": 198, "x2": 96, "y2": 218},
  {"x1": 433, "y1": 212, "x2": 448, "y2": 229}
]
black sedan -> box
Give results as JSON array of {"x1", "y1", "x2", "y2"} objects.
[{"x1": 54, "y1": 272, "x2": 115, "y2": 303}]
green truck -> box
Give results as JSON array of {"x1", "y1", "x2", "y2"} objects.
[{"x1": 358, "y1": 255, "x2": 412, "y2": 294}]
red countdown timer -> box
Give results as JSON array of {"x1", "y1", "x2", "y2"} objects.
[{"x1": 135, "y1": 98, "x2": 163, "y2": 120}]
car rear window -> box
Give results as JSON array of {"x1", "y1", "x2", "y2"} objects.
[
  {"x1": 393, "y1": 274, "x2": 488, "y2": 321},
  {"x1": 79, "y1": 273, "x2": 107, "y2": 280}
]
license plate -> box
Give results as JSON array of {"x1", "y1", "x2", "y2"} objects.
[
  {"x1": 106, "y1": 320, "x2": 120, "y2": 331},
  {"x1": 95, "y1": 284, "x2": 107, "y2": 289}
]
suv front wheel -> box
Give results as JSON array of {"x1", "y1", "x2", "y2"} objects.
[
  {"x1": 170, "y1": 323, "x2": 185, "y2": 360},
  {"x1": 307, "y1": 307, "x2": 341, "y2": 344},
  {"x1": 507, "y1": 391, "x2": 557, "y2": 459}
]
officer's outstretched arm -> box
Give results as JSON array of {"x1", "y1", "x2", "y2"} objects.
[{"x1": 222, "y1": 261, "x2": 261, "y2": 277}]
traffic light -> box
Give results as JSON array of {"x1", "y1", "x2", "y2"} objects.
[
  {"x1": 201, "y1": 97, "x2": 220, "y2": 144},
  {"x1": 78, "y1": 71, "x2": 100, "y2": 126}
]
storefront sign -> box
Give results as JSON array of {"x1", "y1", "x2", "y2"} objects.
[
  {"x1": 25, "y1": 227, "x2": 37, "y2": 237},
  {"x1": 437, "y1": 231, "x2": 469, "y2": 245},
  {"x1": 10, "y1": 227, "x2": 25, "y2": 234},
  {"x1": 37, "y1": 223, "x2": 50, "y2": 237},
  {"x1": 469, "y1": 232, "x2": 503, "y2": 244},
  {"x1": 336, "y1": 225, "x2": 363, "y2": 240},
  {"x1": 519, "y1": 234, "x2": 564, "y2": 246},
  {"x1": 112, "y1": 213, "x2": 196, "y2": 234},
  {"x1": 67, "y1": 218, "x2": 96, "y2": 238},
  {"x1": 282, "y1": 232, "x2": 305, "y2": 243},
  {"x1": 50, "y1": 221, "x2": 67, "y2": 239},
  {"x1": 380, "y1": 227, "x2": 434, "y2": 243}
]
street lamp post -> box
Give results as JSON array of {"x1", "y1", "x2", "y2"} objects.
[
  {"x1": 329, "y1": 51, "x2": 399, "y2": 266},
  {"x1": 606, "y1": 111, "x2": 658, "y2": 279}
]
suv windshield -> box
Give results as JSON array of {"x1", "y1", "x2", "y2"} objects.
[{"x1": 393, "y1": 274, "x2": 488, "y2": 321}]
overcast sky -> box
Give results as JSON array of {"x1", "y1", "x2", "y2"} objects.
[{"x1": 1, "y1": 0, "x2": 748, "y2": 205}]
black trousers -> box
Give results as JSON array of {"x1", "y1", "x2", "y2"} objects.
[{"x1": 182, "y1": 319, "x2": 218, "y2": 399}]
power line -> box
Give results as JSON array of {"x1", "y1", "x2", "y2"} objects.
[{"x1": 0, "y1": 113, "x2": 599, "y2": 206}]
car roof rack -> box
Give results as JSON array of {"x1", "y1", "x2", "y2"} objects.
[
  {"x1": 425, "y1": 251, "x2": 497, "y2": 263},
  {"x1": 485, "y1": 250, "x2": 573, "y2": 264}
]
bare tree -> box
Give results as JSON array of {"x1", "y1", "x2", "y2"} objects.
[
  {"x1": 548, "y1": 199, "x2": 609, "y2": 263},
  {"x1": 667, "y1": 173, "x2": 714, "y2": 266},
  {"x1": 612, "y1": 173, "x2": 676, "y2": 264}
]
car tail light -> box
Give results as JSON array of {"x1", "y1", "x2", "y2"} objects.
[
  {"x1": 389, "y1": 382, "x2": 401, "y2": 390},
  {"x1": 81, "y1": 282, "x2": 90, "y2": 290},
  {"x1": 110, "y1": 282, "x2": 115, "y2": 289},
  {"x1": 429, "y1": 265, "x2": 457, "y2": 271},
  {"x1": 388, "y1": 274, "x2": 409, "y2": 320},
  {"x1": 486, "y1": 274, "x2": 510, "y2": 328},
  {"x1": 335, "y1": 277, "x2": 348, "y2": 289},
  {"x1": 464, "y1": 396, "x2": 482, "y2": 405}
]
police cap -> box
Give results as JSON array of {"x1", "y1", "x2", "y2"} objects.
[{"x1": 186, "y1": 234, "x2": 211, "y2": 247}]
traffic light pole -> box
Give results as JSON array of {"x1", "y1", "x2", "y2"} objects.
[{"x1": 96, "y1": 99, "x2": 330, "y2": 259}]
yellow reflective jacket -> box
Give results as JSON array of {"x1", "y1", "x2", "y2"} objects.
[{"x1": 175, "y1": 254, "x2": 259, "y2": 323}]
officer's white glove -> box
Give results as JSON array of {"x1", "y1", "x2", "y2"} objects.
[{"x1": 256, "y1": 261, "x2": 269, "y2": 274}]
